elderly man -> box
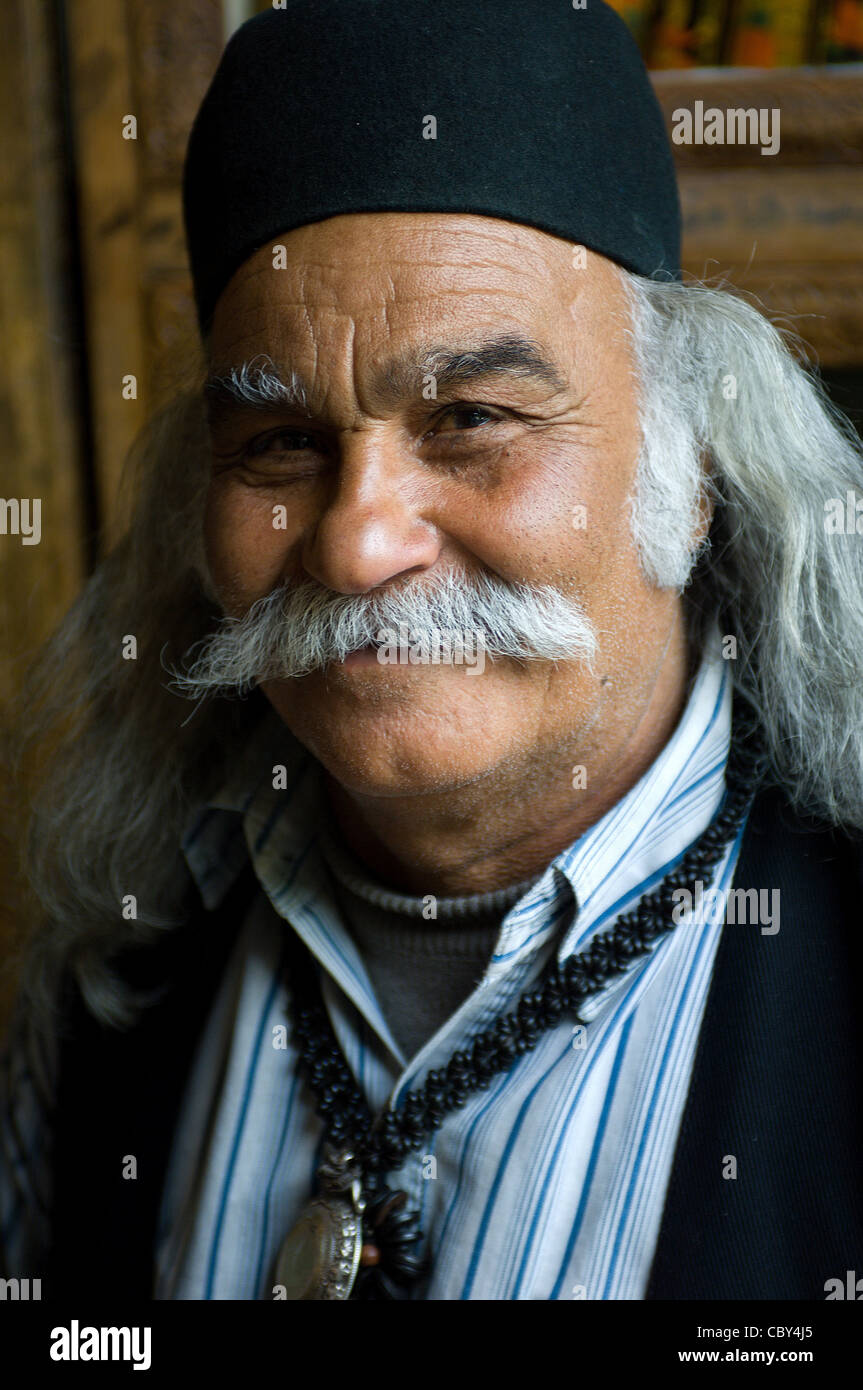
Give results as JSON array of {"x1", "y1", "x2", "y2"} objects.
[{"x1": 2, "y1": 0, "x2": 863, "y2": 1303}]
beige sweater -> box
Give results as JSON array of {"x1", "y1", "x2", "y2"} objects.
[{"x1": 318, "y1": 827, "x2": 539, "y2": 1060}]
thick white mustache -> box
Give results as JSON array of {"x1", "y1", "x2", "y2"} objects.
[{"x1": 171, "y1": 567, "x2": 598, "y2": 696}]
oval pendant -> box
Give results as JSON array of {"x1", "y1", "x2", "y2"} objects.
[
  {"x1": 274, "y1": 1148, "x2": 366, "y2": 1300},
  {"x1": 274, "y1": 1194, "x2": 363, "y2": 1300}
]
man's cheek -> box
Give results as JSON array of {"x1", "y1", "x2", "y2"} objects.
[{"x1": 204, "y1": 489, "x2": 283, "y2": 594}]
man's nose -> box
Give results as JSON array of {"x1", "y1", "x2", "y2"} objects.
[{"x1": 300, "y1": 429, "x2": 443, "y2": 594}]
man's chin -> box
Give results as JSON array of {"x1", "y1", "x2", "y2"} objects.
[{"x1": 258, "y1": 670, "x2": 514, "y2": 797}]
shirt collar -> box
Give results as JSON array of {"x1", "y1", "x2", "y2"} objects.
[{"x1": 556, "y1": 625, "x2": 731, "y2": 953}]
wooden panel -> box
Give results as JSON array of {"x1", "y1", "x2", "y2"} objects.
[
  {"x1": 0, "y1": 1, "x2": 87, "y2": 701},
  {"x1": 65, "y1": 0, "x2": 147, "y2": 545},
  {"x1": 127, "y1": 3, "x2": 223, "y2": 408},
  {"x1": 712, "y1": 263, "x2": 863, "y2": 365},
  {"x1": 679, "y1": 167, "x2": 863, "y2": 261},
  {"x1": 0, "y1": 0, "x2": 87, "y2": 1027},
  {"x1": 652, "y1": 67, "x2": 863, "y2": 366},
  {"x1": 652, "y1": 66, "x2": 863, "y2": 167},
  {"x1": 65, "y1": 0, "x2": 222, "y2": 546}
]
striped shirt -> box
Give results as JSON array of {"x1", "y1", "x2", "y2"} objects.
[{"x1": 149, "y1": 626, "x2": 741, "y2": 1300}]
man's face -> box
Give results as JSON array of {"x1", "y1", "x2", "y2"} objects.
[{"x1": 204, "y1": 214, "x2": 685, "y2": 798}]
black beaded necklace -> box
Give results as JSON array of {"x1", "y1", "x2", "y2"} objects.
[{"x1": 273, "y1": 709, "x2": 766, "y2": 1300}]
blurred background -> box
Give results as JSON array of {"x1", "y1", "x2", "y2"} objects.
[{"x1": 1, "y1": 0, "x2": 862, "y2": 1025}]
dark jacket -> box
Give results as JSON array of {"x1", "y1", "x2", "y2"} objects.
[{"x1": 45, "y1": 785, "x2": 863, "y2": 1300}]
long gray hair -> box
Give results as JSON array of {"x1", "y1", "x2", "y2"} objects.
[{"x1": 6, "y1": 268, "x2": 863, "y2": 1055}]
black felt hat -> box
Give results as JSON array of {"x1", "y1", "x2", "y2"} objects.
[{"x1": 183, "y1": 0, "x2": 681, "y2": 333}]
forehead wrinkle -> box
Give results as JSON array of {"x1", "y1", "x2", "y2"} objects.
[
  {"x1": 230, "y1": 225, "x2": 568, "y2": 285},
  {"x1": 222, "y1": 239, "x2": 555, "y2": 315}
]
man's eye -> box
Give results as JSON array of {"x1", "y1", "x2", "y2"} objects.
[
  {"x1": 244, "y1": 428, "x2": 318, "y2": 457},
  {"x1": 428, "y1": 405, "x2": 502, "y2": 438},
  {"x1": 442, "y1": 405, "x2": 497, "y2": 430},
  {"x1": 212, "y1": 428, "x2": 322, "y2": 473}
]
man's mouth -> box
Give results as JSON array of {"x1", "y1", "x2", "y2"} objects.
[
  {"x1": 339, "y1": 643, "x2": 384, "y2": 669},
  {"x1": 333, "y1": 628, "x2": 490, "y2": 676}
]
